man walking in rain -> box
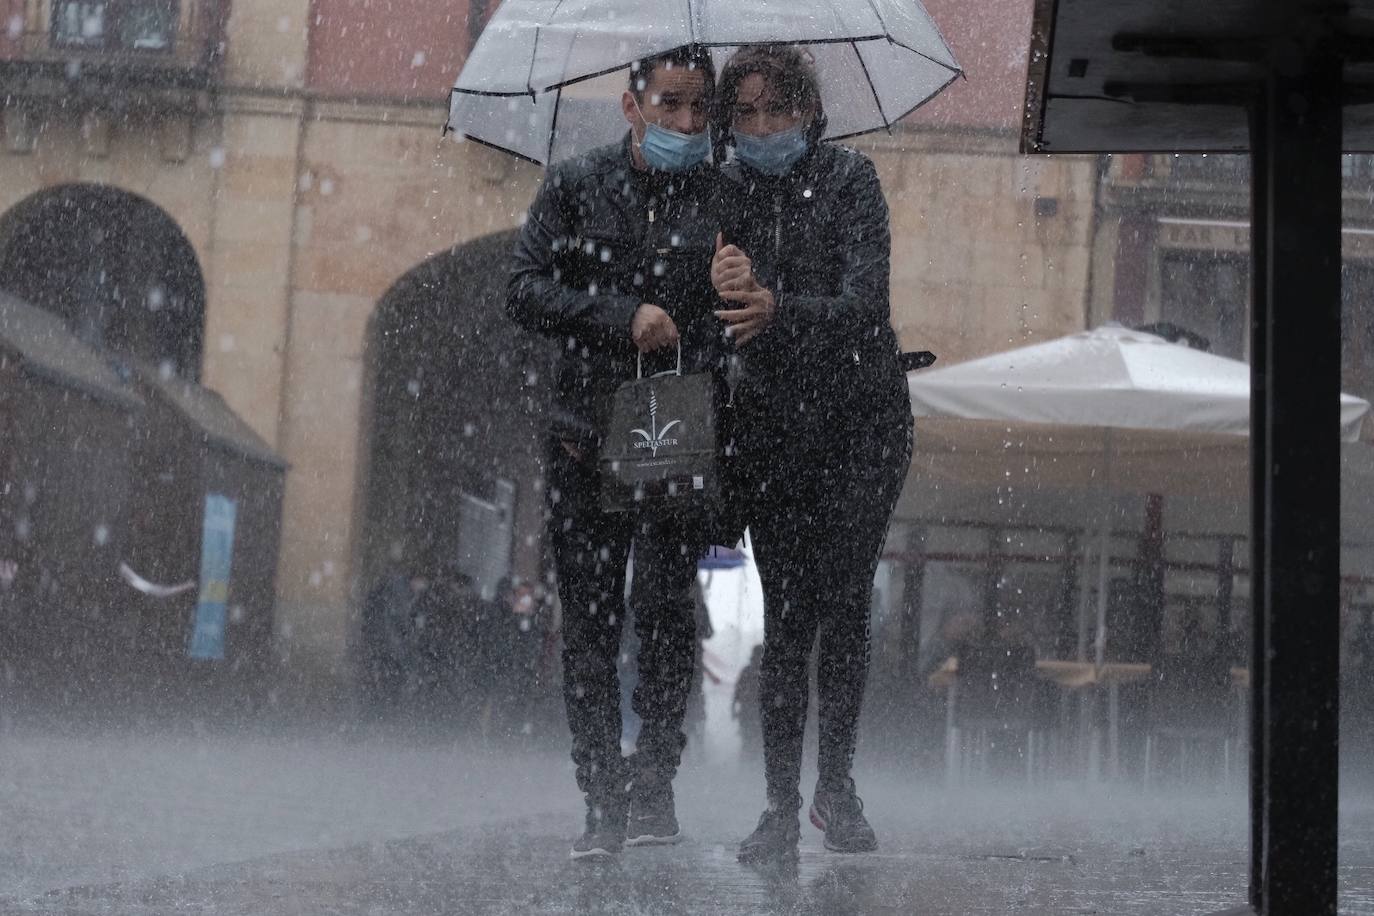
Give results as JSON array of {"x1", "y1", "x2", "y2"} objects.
[{"x1": 507, "y1": 47, "x2": 721, "y2": 860}]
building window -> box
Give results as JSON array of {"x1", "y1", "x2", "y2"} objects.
[
  {"x1": 53, "y1": 2, "x2": 107, "y2": 48},
  {"x1": 52, "y1": 1, "x2": 177, "y2": 52},
  {"x1": 1159, "y1": 253, "x2": 1249, "y2": 359}
]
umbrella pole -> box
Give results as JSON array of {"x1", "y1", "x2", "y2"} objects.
[
  {"x1": 1075, "y1": 530, "x2": 1094, "y2": 662},
  {"x1": 1094, "y1": 519, "x2": 1110, "y2": 669},
  {"x1": 1094, "y1": 429, "x2": 1114, "y2": 669}
]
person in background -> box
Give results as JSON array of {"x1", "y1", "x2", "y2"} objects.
[
  {"x1": 732, "y1": 643, "x2": 765, "y2": 758},
  {"x1": 414, "y1": 567, "x2": 477, "y2": 717},
  {"x1": 360, "y1": 567, "x2": 426, "y2": 712}
]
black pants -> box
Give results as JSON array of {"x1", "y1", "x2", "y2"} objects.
[
  {"x1": 746, "y1": 419, "x2": 913, "y2": 809},
  {"x1": 547, "y1": 440, "x2": 704, "y2": 800}
]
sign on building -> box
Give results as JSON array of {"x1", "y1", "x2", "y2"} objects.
[{"x1": 189, "y1": 493, "x2": 237, "y2": 660}]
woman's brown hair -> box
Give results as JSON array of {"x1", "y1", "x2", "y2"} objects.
[{"x1": 714, "y1": 46, "x2": 826, "y2": 141}]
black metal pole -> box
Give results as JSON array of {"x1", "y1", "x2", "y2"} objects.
[
  {"x1": 1252, "y1": 28, "x2": 1343, "y2": 915},
  {"x1": 1247, "y1": 88, "x2": 1268, "y2": 904}
]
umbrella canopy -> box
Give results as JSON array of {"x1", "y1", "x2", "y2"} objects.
[
  {"x1": 448, "y1": 0, "x2": 961, "y2": 163},
  {"x1": 910, "y1": 324, "x2": 1368, "y2": 440},
  {"x1": 906, "y1": 325, "x2": 1369, "y2": 498}
]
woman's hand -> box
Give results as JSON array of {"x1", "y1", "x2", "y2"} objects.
[
  {"x1": 712, "y1": 232, "x2": 760, "y2": 295},
  {"x1": 716, "y1": 287, "x2": 776, "y2": 347},
  {"x1": 712, "y1": 232, "x2": 775, "y2": 346}
]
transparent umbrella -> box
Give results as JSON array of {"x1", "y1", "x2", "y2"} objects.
[{"x1": 446, "y1": 0, "x2": 962, "y2": 163}]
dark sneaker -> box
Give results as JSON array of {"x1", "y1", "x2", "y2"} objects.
[
  {"x1": 809, "y1": 778, "x2": 878, "y2": 853},
  {"x1": 625, "y1": 781, "x2": 682, "y2": 847},
  {"x1": 570, "y1": 793, "x2": 628, "y2": 860},
  {"x1": 737, "y1": 806, "x2": 801, "y2": 863}
]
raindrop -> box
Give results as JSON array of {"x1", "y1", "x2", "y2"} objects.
[
  {"x1": 209, "y1": 147, "x2": 227, "y2": 169},
  {"x1": 93, "y1": 525, "x2": 109, "y2": 546}
]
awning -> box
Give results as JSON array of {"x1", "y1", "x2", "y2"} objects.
[
  {"x1": 1022, "y1": 0, "x2": 1374, "y2": 153},
  {"x1": 0, "y1": 292, "x2": 142, "y2": 412}
]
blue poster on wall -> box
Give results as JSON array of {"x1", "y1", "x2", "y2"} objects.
[{"x1": 189, "y1": 493, "x2": 238, "y2": 661}]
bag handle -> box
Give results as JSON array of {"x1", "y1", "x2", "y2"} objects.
[{"x1": 636, "y1": 342, "x2": 683, "y2": 380}]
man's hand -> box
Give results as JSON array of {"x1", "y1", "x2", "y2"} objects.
[
  {"x1": 715, "y1": 287, "x2": 776, "y2": 347},
  {"x1": 712, "y1": 232, "x2": 760, "y2": 295},
  {"x1": 631, "y1": 303, "x2": 680, "y2": 353}
]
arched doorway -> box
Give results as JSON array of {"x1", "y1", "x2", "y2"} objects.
[
  {"x1": 358, "y1": 228, "x2": 551, "y2": 606},
  {"x1": 0, "y1": 184, "x2": 206, "y2": 378}
]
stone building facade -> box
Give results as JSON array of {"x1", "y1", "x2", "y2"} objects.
[{"x1": 0, "y1": 0, "x2": 1100, "y2": 683}]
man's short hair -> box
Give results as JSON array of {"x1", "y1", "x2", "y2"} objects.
[{"x1": 629, "y1": 45, "x2": 716, "y2": 99}]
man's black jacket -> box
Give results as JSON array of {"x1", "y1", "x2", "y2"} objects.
[{"x1": 507, "y1": 137, "x2": 724, "y2": 448}]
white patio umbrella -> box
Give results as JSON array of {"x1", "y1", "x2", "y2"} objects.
[
  {"x1": 447, "y1": 0, "x2": 961, "y2": 163},
  {"x1": 905, "y1": 325, "x2": 1371, "y2": 665}
]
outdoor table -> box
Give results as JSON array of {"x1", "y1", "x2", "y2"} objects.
[
  {"x1": 933, "y1": 657, "x2": 1250, "y2": 781},
  {"x1": 927, "y1": 656, "x2": 1150, "y2": 689}
]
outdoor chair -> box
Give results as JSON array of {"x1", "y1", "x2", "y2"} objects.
[
  {"x1": 1141, "y1": 653, "x2": 1239, "y2": 788},
  {"x1": 945, "y1": 643, "x2": 1059, "y2": 785}
]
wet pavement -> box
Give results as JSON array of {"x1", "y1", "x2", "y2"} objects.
[{"x1": 2, "y1": 727, "x2": 1372, "y2": 915}]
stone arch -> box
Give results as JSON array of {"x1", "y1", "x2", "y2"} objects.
[
  {"x1": 0, "y1": 183, "x2": 207, "y2": 378},
  {"x1": 354, "y1": 229, "x2": 552, "y2": 602}
]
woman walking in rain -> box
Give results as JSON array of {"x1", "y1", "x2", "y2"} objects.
[{"x1": 710, "y1": 46, "x2": 914, "y2": 862}]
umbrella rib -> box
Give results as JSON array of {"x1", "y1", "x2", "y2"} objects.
[
  {"x1": 527, "y1": 0, "x2": 572, "y2": 94},
  {"x1": 849, "y1": 40, "x2": 892, "y2": 134},
  {"x1": 454, "y1": 131, "x2": 546, "y2": 166},
  {"x1": 887, "y1": 37, "x2": 963, "y2": 77},
  {"x1": 823, "y1": 65, "x2": 960, "y2": 143},
  {"x1": 858, "y1": 0, "x2": 892, "y2": 36},
  {"x1": 547, "y1": 86, "x2": 564, "y2": 163},
  {"x1": 527, "y1": 24, "x2": 543, "y2": 95}
]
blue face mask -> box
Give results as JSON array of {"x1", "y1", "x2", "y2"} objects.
[
  {"x1": 638, "y1": 122, "x2": 711, "y2": 173},
  {"x1": 734, "y1": 124, "x2": 810, "y2": 176}
]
